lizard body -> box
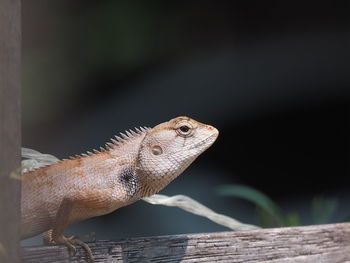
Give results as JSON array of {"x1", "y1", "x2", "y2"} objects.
[{"x1": 21, "y1": 116, "x2": 219, "y2": 261}]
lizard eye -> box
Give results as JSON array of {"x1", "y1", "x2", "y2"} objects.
[
  {"x1": 177, "y1": 124, "x2": 193, "y2": 137},
  {"x1": 180, "y1": 125, "x2": 190, "y2": 133}
]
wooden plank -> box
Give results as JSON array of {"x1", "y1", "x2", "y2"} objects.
[
  {"x1": 0, "y1": 0, "x2": 21, "y2": 262},
  {"x1": 21, "y1": 223, "x2": 350, "y2": 262}
]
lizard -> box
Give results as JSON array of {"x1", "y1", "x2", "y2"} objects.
[{"x1": 21, "y1": 116, "x2": 219, "y2": 262}]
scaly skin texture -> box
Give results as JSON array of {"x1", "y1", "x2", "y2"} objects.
[{"x1": 21, "y1": 116, "x2": 219, "y2": 262}]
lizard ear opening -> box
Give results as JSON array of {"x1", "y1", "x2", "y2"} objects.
[{"x1": 152, "y1": 145, "x2": 163, "y2": 155}]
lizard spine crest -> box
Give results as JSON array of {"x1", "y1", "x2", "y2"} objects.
[
  {"x1": 23, "y1": 126, "x2": 150, "y2": 173},
  {"x1": 67, "y1": 126, "x2": 150, "y2": 160}
]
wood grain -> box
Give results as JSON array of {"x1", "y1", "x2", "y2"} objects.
[
  {"x1": 22, "y1": 223, "x2": 350, "y2": 262},
  {"x1": 0, "y1": 0, "x2": 21, "y2": 262}
]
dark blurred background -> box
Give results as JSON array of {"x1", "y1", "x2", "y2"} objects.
[{"x1": 22, "y1": 1, "x2": 350, "y2": 245}]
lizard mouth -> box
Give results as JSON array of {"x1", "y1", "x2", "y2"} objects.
[
  {"x1": 189, "y1": 132, "x2": 218, "y2": 151},
  {"x1": 170, "y1": 130, "x2": 219, "y2": 155}
]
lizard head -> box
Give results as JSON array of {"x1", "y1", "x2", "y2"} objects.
[{"x1": 137, "y1": 116, "x2": 219, "y2": 195}]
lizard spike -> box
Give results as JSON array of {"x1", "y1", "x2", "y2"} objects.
[
  {"x1": 129, "y1": 129, "x2": 137, "y2": 136},
  {"x1": 135, "y1": 127, "x2": 142, "y2": 133},
  {"x1": 100, "y1": 146, "x2": 106, "y2": 152},
  {"x1": 114, "y1": 135, "x2": 124, "y2": 142},
  {"x1": 120, "y1": 132, "x2": 129, "y2": 140},
  {"x1": 93, "y1": 149, "x2": 99, "y2": 154},
  {"x1": 125, "y1": 130, "x2": 133, "y2": 138},
  {"x1": 110, "y1": 138, "x2": 118, "y2": 144},
  {"x1": 140, "y1": 126, "x2": 149, "y2": 132},
  {"x1": 81, "y1": 153, "x2": 88, "y2": 157},
  {"x1": 68, "y1": 156, "x2": 75, "y2": 160},
  {"x1": 86, "y1": 151, "x2": 93, "y2": 156},
  {"x1": 105, "y1": 144, "x2": 111, "y2": 150},
  {"x1": 106, "y1": 142, "x2": 114, "y2": 148}
]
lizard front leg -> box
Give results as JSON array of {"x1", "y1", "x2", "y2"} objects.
[{"x1": 45, "y1": 189, "x2": 113, "y2": 262}]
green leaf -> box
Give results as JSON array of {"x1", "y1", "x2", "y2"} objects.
[
  {"x1": 284, "y1": 212, "x2": 299, "y2": 226},
  {"x1": 217, "y1": 184, "x2": 284, "y2": 226},
  {"x1": 255, "y1": 207, "x2": 281, "y2": 227},
  {"x1": 311, "y1": 196, "x2": 338, "y2": 224}
]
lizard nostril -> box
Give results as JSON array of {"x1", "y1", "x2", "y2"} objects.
[{"x1": 207, "y1": 125, "x2": 219, "y2": 137}]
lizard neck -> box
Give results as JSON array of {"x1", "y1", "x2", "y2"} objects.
[{"x1": 136, "y1": 158, "x2": 193, "y2": 198}]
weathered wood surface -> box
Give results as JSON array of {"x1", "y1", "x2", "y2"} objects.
[
  {"x1": 0, "y1": 0, "x2": 21, "y2": 262},
  {"x1": 22, "y1": 223, "x2": 350, "y2": 262}
]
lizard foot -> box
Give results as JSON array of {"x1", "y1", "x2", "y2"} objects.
[{"x1": 48, "y1": 234, "x2": 94, "y2": 263}]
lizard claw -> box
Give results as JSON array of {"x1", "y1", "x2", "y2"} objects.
[
  {"x1": 49, "y1": 234, "x2": 94, "y2": 262},
  {"x1": 53, "y1": 235, "x2": 78, "y2": 256},
  {"x1": 70, "y1": 238, "x2": 94, "y2": 263},
  {"x1": 67, "y1": 234, "x2": 80, "y2": 241}
]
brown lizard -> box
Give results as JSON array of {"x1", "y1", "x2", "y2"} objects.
[{"x1": 21, "y1": 116, "x2": 219, "y2": 262}]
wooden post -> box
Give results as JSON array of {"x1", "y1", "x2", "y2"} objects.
[
  {"x1": 22, "y1": 223, "x2": 350, "y2": 262},
  {"x1": 0, "y1": 0, "x2": 21, "y2": 262}
]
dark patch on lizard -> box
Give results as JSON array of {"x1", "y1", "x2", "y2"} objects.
[{"x1": 120, "y1": 166, "x2": 139, "y2": 198}]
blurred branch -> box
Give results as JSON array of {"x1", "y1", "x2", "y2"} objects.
[{"x1": 144, "y1": 194, "x2": 260, "y2": 231}]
